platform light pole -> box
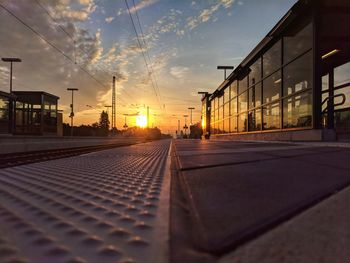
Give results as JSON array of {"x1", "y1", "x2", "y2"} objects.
[
  {"x1": 183, "y1": 114, "x2": 188, "y2": 136},
  {"x1": 2, "y1": 57, "x2": 21, "y2": 134},
  {"x1": 188, "y1": 107, "x2": 195, "y2": 125},
  {"x1": 217, "y1": 66, "x2": 234, "y2": 80},
  {"x1": 1, "y1": 57, "x2": 21, "y2": 93},
  {"x1": 67, "y1": 88, "x2": 78, "y2": 136}
]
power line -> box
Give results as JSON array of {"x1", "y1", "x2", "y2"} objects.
[
  {"x1": 124, "y1": 0, "x2": 163, "y2": 110},
  {"x1": 131, "y1": 0, "x2": 164, "y2": 110}
]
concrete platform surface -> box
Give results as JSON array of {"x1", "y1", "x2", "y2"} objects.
[{"x1": 171, "y1": 140, "x2": 350, "y2": 263}]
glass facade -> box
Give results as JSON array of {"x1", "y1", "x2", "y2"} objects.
[{"x1": 209, "y1": 20, "x2": 313, "y2": 135}]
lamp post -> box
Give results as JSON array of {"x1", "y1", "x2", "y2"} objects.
[
  {"x1": 188, "y1": 107, "x2": 195, "y2": 125},
  {"x1": 1, "y1": 57, "x2": 22, "y2": 93},
  {"x1": 217, "y1": 65, "x2": 234, "y2": 80},
  {"x1": 183, "y1": 114, "x2": 188, "y2": 136},
  {"x1": 1, "y1": 57, "x2": 21, "y2": 134},
  {"x1": 67, "y1": 88, "x2": 78, "y2": 136}
]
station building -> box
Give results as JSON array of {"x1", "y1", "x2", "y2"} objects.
[
  {"x1": 0, "y1": 90, "x2": 61, "y2": 136},
  {"x1": 201, "y1": 0, "x2": 350, "y2": 141}
]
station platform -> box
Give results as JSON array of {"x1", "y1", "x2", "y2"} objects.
[{"x1": 1, "y1": 139, "x2": 350, "y2": 263}]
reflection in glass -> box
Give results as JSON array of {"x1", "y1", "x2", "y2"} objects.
[
  {"x1": 224, "y1": 88, "x2": 230, "y2": 104},
  {"x1": 231, "y1": 98, "x2": 237, "y2": 116},
  {"x1": 238, "y1": 91, "x2": 248, "y2": 113},
  {"x1": 263, "y1": 102, "x2": 280, "y2": 130},
  {"x1": 224, "y1": 102, "x2": 230, "y2": 118},
  {"x1": 263, "y1": 40, "x2": 281, "y2": 77},
  {"x1": 238, "y1": 113, "x2": 248, "y2": 132},
  {"x1": 249, "y1": 58, "x2": 261, "y2": 85},
  {"x1": 283, "y1": 51, "x2": 312, "y2": 96},
  {"x1": 249, "y1": 83, "x2": 261, "y2": 109},
  {"x1": 248, "y1": 109, "x2": 262, "y2": 131},
  {"x1": 230, "y1": 81, "x2": 237, "y2": 99},
  {"x1": 284, "y1": 22, "x2": 312, "y2": 63},
  {"x1": 263, "y1": 71, "x2": 281, "y2": 104},
  {"x1": 224, "y1": 118, "x2": 230, "y2": 133},
  {"x1": 230, "y1": 116, "x2": 237, "y2": 133},
  {"x1": 283, "y1": 91, "x2": 312, "y2": 128},
  {"x1": 239, "y1": 76, "x2": 248, "y2": 93},
  {"x1": 334, "y1": 62, "x2": 350, "y2": 87},
  {"x1": 335, "y1": 86, "x2": 350, "y2": 110},
  {"x1": 322, "y1": 74, "x2": 329, "y2": 91}
]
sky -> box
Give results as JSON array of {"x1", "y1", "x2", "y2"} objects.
[{"x1": 0, "y1": 0, "x2": 297, "y2": 133}]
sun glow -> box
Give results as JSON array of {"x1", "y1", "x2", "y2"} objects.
[{"x1": 136, "y1": 115, "x2": 147, "y2": 128}]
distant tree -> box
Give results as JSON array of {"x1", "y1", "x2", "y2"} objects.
[{"x1": 99, "y1": 111, "x2": 110, "y2": 136}]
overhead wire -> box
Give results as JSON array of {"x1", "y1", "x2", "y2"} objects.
[
  {"x1": 124, "y1": 0, "x2": 163, "y2": 110},
  {"x1": 131, "y1": 0, "x2": 164, "y2": 111}
]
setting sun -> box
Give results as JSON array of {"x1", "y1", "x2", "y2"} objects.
[{"x1": 136, "y1": 115, "x2": 147, "y2": 128}]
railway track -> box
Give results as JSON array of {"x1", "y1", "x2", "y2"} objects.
[{"x1": 0, "y1": 140, "x2": 145, "y2": 169}]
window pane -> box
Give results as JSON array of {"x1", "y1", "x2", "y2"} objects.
[
  {"x1": 248, "y1": 109, "x2": 262, "y2": 131},
  {"x1": 224, "y1": 88, "x2": 230, "y2": 104},
  {"x1": 283, "y1": 91, "x2": 312, "y2": 128},
  {"x1": 263, "y1": 102, "x2": 280, "y2": 130},
  {"x1": 224, "y1": 102, "x2": 230, "y2": 118},
  {"x1": 248, "y1": 83, "x2": 261, "y2": 109},
  {"x1": 263, "y1": 71, "x2": 281, "y2": 104},
  {"x1": 238, "y1": 91, "x2": 248, "y2": 113},
  {"x1": 238, "y1": 113, "x2": 248, "y2": 132},
  {"x1": 335, "y1": 85, "x2": 350, "y2": 110},
  {"x1": 322, "y1": 74, "x2": 329, "y2": 91},
  {"x1": 249, "y1": 58, "x2": 262, "y2": 85},
  {"x1": 231, "y1": 98, "x2": 237, "y2": 115},
  {"x1": 230, "y1": 81, "x2": 237, "y2": 98},
  {"x1": 230, "y1": 116, "x2": 237, "y2": 133},
  {"x1": 334, "y1": 62, "x2": 350, "y2": 87},
  {"x1": 224, "y1": 118, "x2": 230, "y2": 133},
  {"x1": 283, "y1": 51, "x2": 312, "y2": 96},
  {"x1": 0, "y1": 97, "x2": 9, "y2": 109},
  {"x1": 263, "y1": 40, "x2": 281, "y2": 77},
  {"x1": 239, "y1": 76, "x2": 248, "y2": 93},
  {"x1": 284, "y1": 22, "x2": 312, "y2": 63},
  {"x1": 0, "y1": 109, "x2": 8, "y2": 121}
]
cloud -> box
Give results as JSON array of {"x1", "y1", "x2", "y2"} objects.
[
  {"x1": 130, "y1": 0, "x2": 159, "y2": 13},
  {"x1": 185, "y1": 0, "x2": 235, "y2": 31},
  {"x1": 170, "y1": 66, "x2": 189, "y2": 79},
  {"x1": 105, "y1": 16, "x2": 114, "y2": 23}
]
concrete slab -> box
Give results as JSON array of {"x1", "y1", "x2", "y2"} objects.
[
  {"x1": 171, "y1": 140, "x2": 350, "y2": 260},
  {"x1": 219, "y1": 185, "x2": 350, "y2": 263}
]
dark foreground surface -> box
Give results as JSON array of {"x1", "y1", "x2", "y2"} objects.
[
  {"x1": 1, "y1": 139, "x2": 350, "y2": 263},
  {"x1": 170, "y1": 140, "x2": 350, "y2": 263}
]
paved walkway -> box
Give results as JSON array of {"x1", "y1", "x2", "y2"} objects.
[
  {"x1": 1, "y1": 138, "x2": 350, "y2": 263},
  {"x1": 0, "y1": 140, "x2": 171, "y2": 263},
  {"x1": 171, "y1": 139, "x2": 350, "y2": 263}
]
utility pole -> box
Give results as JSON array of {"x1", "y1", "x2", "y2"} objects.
[
  {"x1": 67, "y1": 88, "x2": 78, "y2": 136},
  {"x1": 188, "y1": 107, "x2": 195, "y2": 125},
  {"x1": 112, "y1": 76, "x2": 116, "y2": 132},
  {"x1": 178, "y1": 119, "x2": 180, "y2": 134}
]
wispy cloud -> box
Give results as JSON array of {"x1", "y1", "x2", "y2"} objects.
[
  {"x1": 170, "y1": 66, "x2": 189, "y2": 79},
  {"x1": 130, "y1": 0, "x2": 160, "y2": 13},
  {"x1": 105, "y1": 16, "x2": 114, "y2": 23}
]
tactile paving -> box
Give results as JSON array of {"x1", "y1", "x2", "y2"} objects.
[{"x1": 0, "y1": 140, "x2": 170, "y2": 263}]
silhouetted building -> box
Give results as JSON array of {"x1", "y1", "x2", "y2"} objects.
[
  {"x1": 0, "y1": 91, "x2": 16, "y2": 134},
  {"x1": 202, "y1": 0, "x2": 350, "y2": 141},
  {"x1": 12, "y1": 91, "x2": 60, "y2": 135},
  {"x1": 0, "y1": 90, "x2": 61, "y2": 135}
]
